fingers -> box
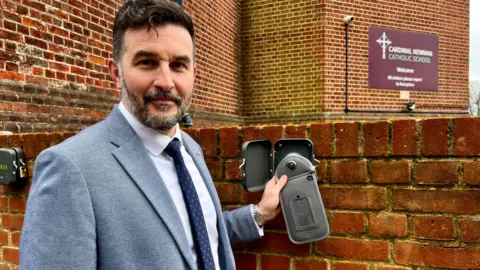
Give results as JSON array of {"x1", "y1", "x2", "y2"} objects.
[{"x1": 275, "y1": 175, "x2": 288, "y2": 192}]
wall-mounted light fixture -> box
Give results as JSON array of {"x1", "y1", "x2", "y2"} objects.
[
  {"x1": 344, "y1": 16, "x2": 354, "y2": 25},
  {"x1": 406, "y1": 102, "x2": 416, "y2": 111},
  {"x1": 181, "y1": 113, "x2": 194, "y2": 128}
]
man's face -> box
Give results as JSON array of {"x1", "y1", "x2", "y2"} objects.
[{"x1": 110, "y1": 24, "x2": 195, "y2": 135}]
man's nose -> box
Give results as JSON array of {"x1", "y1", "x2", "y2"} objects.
[{"x1": 153, "y1": 63, "x2": 174, "y2": 91}]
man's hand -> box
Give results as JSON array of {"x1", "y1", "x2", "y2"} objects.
[{"x1": 257, "y1": 175, "x2": 288, "y2": 222}]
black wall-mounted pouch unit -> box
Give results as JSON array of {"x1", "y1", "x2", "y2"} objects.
[{"x1": 0, "y1": 148, "x2": 27, "y2": 185}]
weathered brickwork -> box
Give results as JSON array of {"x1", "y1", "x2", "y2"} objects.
[
  {"x1": 0, "y1": 0, "x2": 122, "y2": 132},
  {"x1": 0, "y1": 0, "x2": 242, "y2": 132},
  {"x1": 1, "y1": 0, "x2": 469, "y2": 131},
  {"x1": 1, "y1": 117, "x2": 479, "y2": 269},
  {"x1": 241, "y1": 0, "x2": 470, "y2": 124}
]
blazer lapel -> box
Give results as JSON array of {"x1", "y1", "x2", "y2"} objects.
[
  {"x1": 181, "y1": 132, "x2": 236, "y2": 270},
  {"x1": 108, "y1": 107, "x2": 196, "y2": 269}
]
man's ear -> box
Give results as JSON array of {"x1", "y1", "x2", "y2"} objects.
[{"x1": 108, "y1": 59, "x2": 122, "y2": 89}]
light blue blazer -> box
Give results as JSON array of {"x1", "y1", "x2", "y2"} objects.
[{"x1": 20, "y1": 106, "x2": 260, "y2": 269}]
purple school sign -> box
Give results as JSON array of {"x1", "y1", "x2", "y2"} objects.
[{"x1": 368, "y1": 26, "x2": 439, "y2": 91}]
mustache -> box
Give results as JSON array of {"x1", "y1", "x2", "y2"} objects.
[{"x1": 143, "y1": 89, "x2": 182, "y2": 105}]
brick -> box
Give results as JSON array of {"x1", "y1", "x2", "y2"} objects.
[
  {"x1": 460, "y1": 219, "x2": 480, "y2": 242},
  {"x1": 48, "y1": 133, "x2": 64, "y2": 147},
  {"x1": 413, "y1": 216, "x2": 454, "y2": 240},
  {"x1": 414, "y1": 161, "x2": 458, "y2": 185},
  {"x1": 261, "y1": 255, "x2": 290, "y2": 270},
  {"x1": 241, "y1": 189, "x2": 263, "y2": 205},
  {"x1": 9, "y1": 197, "x2": 27, "y2": 212},
  {"x1": 264, "y1": 211, "x2": 287, "y2": 230},
  {"x1": 234, "y1": 253, "x2": 256, "y2": 270},
  {"x1": 316, "y1": 160, "x2": 328, "y2": 183},
  {"x1": 330, "y1": 160, "x2": 367, "y2": 184},
  {"x1": 421, "y1": 119, "x2": 449, "y2": 156},
  {"x1": 372, "y1": 266, "x2": 411, "y2": 270},
  {"x1": 35, "y1": 133, "x2": 50, "y2": 156},
  {"x1": 26, "y1": 75, "x2": 49, "y2": 85},
  {"x1": 0, "y1": 30, "x2": 23, "y2": 43},
  {"x1": 206, "y1": 160, "x2": 222, "y2": 180},
  {"x1": 371, "y1": 160, "x2": 410, "y2": 184},
  {"x1": 87, "y1": 55, "x2": 105, "y2": 65},
  {"x1": 25, "y1": 36, "x2": 47, "y2": 50},
  {"x1": 0, "y1": 70, "x2": 25, "y2": 81},
  {"x1": 241, "y1": 126, "x2": 260, "y2": 143},
  {"x1": 50, "y1": 62, "x2": 70, "y2": 72},
  {"x1": 199, "y1": 128, "x2": 217, "y2": 158},
  {"x1": 285, "y1": 125, "x2": 307, "y2": 138},
  {"x1": 393, "y1": 189, "x2": 480, "y2": 213},
  {"x1": 247, "y1": 232, "x2": 310, "y2": 255},
  {"x1": 395, "y1": 241, "x2": 480, "y2": 269},
  {"x1": 23, "y1": 0, "x2": 46, "y2": 12},
  {"x1": 214, "y1": 183, "x2": 238, "y2": 203},
  {"x1": 32, "y1": 66, "x2": 44, "y2": 76},
  {"x1": 335, "y1": 122, "x2": 359, "y2": 157},
  {"x1": 364, "y1": 121, "x2": 388, "y2": 157},
  {"x1": 0, "y1": 231, "x2": 8, "y2": 245},
  {"x1": 333, "y1": 261, "x2": 368, "y2": 270},
  {"x1": 0, "y1": 136, "x2": 7, "y2": 147},
  {"x1": 21, "y1": 134, "x2": 36, "y2": 159},
  {"x1": 0, "y1": 102, "x2": 13, "y2": 111},
  {"x1": 330, "y1": 212, "x2": 366, "y2": 235},
  {"x1": 295, "y1": 258, "x2": 328, "y2": 270},
  {"x1": 321, "y1": 187, "x2": 387, "y2": 210},
  {"x1": 71, "y1": 66, "x2": 89, "y2": 76},
  {"x1": 225, "y1": 160, "x2": 242, "y2": 180},
  {"x1": 317, "y1": 237, "x2": 390, "y2": 261},
  {"x1": 310, "y1": 123, "x2": 333, "y2": 157},
  {"x1": 11, "y1": 231, "x2": 21, "y2": 246},
  {"x1": 181, "y1": 128, "x2": 197, "y2": 142},
  {"x1": 454, "y1": 118, "x2": 480, "y2": 156},
  {"x1": 2, "y1": 248, "x2": 19, "y2": 263},
  {"x1": 262, "y1": 125, "x2": 283, "y2": 145},
  {"x1": 6, "y1": 62, "x2": 18, "y2": 72},
  {"x1": 0, "y1": 196, "x2": 7, "y2": 211},
  {"x1": 369, "y1": 213, "x2": 408, "y2": 237},
  {"x1": 63, "y1": 132, "x2": 77, "y2": 140},
  {"x1": 219, "y1": 127, "x2": 239, "y2": 158},
  {"x1": 8, "y1": 135, "x2": 21, "y2": 148},
  {"x1": 1, "y1": 214, "x2": 24, "y2": 229},
  {"x1": 463, "y1": 161, "x2": 480, "y2": 186}
]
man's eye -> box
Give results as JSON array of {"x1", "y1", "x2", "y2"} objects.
[
  {"x1": 138, "y1": 60, "x2": 155, "y2": 66},
  {"x1": 171, "y1": 62, "x2": 186, "y2": 69}
]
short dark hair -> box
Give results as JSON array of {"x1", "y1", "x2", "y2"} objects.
[{"x1": 112, "y1": 0, "x2": 195, "y2": 62}]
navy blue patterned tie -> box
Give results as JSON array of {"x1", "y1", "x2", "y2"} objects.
[{"x1": 164, "y1": 138, "x2": 215, "y2": 270}]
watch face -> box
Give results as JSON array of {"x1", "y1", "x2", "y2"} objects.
[{"x1": 254, "y1": 210, "x2": 264, "y2": 226}]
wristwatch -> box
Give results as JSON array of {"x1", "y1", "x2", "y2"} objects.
[{"x1": 251, "y1": 204, "x2": 265, "y2": 227}]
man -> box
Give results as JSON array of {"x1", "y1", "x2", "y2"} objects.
[{"x1": 20, "y1": 0, "x2": 287, "y2": 269}]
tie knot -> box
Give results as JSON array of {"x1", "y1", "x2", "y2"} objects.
[{"x1": 164, "y1": 138, "x2": 182, "y2": 158}]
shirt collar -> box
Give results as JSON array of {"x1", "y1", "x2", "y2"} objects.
[{"x1": 118, "y1": 102, "x2": 183, "y2": 156}]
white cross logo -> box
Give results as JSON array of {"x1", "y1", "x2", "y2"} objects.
[{"x1": 376, "y1": 32, "x2": 392, "y2": 59}]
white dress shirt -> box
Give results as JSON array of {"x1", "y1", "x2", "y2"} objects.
[{"x1": 118, "y1": 103, "x2": 220, "y2": 269}]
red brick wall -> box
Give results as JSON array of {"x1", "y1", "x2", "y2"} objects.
[
  {"x1": 241, "y1": 0, "x2": 470, "y2": 123},
  {"x1": 184, "y1": 0, "x2": 242, "y2": 119},
  {"x1": 0, "y1": 0, "x2": 122, "y2": 132},
  {"x1": 0, "y1": 0, "x2": 471, "y2": 130},
  {"x1": 0, "y1": 0, "x2": 242, "y2": 132},
  {"x1": 3, "y1": 117, "x2": 480, "y2": 268}
]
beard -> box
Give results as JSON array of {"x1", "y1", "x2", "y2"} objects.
[{"x1": 120, "y1": 76, "x2": 191, "y2": 132}]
